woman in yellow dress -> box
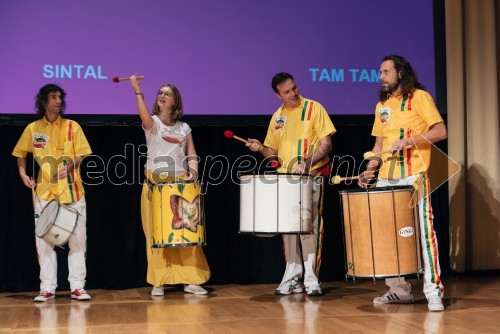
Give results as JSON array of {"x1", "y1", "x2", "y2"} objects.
[{"x1": 129, "y1": 74, "x2": 210, "y2": 296}]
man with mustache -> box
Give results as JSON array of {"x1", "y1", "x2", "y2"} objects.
[{"x1": 359, "y1": 55, "x2": 447, "y2": 312}]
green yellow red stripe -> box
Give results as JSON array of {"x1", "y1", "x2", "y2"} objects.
[
  {"x1": 406, "y1": 129, "x2": 412, "y2": 175},
  {"x1": 399, "y1": 128, "x2": 405, "y2": 177},
  {"x1": 307, "y1": 101, "x2": 314, "y2": 120},
  {"x1": 421, "y1": 176, "x2": 442, "y2": 290},
  {"x1": 401, "y1": 97, "x2": 407, "y2": 111},
  {"x1": 301, "y1": 101, "x2": 309, "y2": 121},
  {"x1": 297, "y1": 139, "x2": 302, "y2": 163},
  {"x1": 314, "y1": 175, "x2": 325, "y2": 276},
  {"x1": 304, "y1": 139, "x2": 308, "y2": 160}
]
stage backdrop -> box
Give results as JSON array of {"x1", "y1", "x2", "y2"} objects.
[{"x1": 0, "y1": 0, "x2": 435, "y2": 116}]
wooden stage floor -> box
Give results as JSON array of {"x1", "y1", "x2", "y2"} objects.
[{"x1": 1, "y1": 276, "x2": 499, "y2": 333}]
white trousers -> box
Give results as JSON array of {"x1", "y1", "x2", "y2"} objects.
[
  {"x1": 279, "y1": 176, "x2": 324, "y2": 289},
  {"x1": 34, "y1": 197, "x2": 87, "y2": 293},
  {"x1": 377, "y1": 174, "x2": 444, "y2": 298}
]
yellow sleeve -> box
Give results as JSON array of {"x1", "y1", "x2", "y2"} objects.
[
  {"x1": 72, "y1": 123, "x2": 92, "y2": 157},
  {"x1": 12, "y1": 125, "x2": 33, "y2": 158},
  {"x1": 314, "y1": 103, "x2": 336, "y2": 138},
  {"x1": 416, "y1": 91, "x2": 444, "y2": 127},
  {"x1": 371, "y1": 103, "x2": 383, "y2": 137},
  {"x1": 263, "y1": 113, "x2": 279, "y2": 150}
]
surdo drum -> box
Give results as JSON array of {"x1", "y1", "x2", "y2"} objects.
[
  {"x1": 339, "y1": 186, "x2": 423, "y2": 279},
  {"x1": 239, "y1": 174, "x2": 314, "y2": 235},
  {"x1": 150, "y1": 181, "x2": 206, "y2": 248},
  {"x1": 35, "y1": 200, "x2": 79, "y2": 247}
]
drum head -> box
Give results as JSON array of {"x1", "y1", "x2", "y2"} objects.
[{"x1": 35, "y1": 201, "x2": 59, "y2": 237}]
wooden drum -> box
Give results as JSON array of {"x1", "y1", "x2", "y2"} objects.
[{"x1": 339, "y1": 186, "x2": 422, "y2": 279}]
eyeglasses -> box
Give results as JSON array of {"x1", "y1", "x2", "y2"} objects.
[{"x1": 157, "y1": 91, "x2": 173, "y2": 97}]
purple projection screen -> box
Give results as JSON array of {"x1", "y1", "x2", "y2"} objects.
[{"x1": 0, "y1": 0, "x2": 435, "y2": 115}]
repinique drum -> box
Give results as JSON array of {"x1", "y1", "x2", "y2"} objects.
[
  {"x1": 239, "y1": 174, "x2": 313, "y2": 235},
  {"x1": 339, "y1": 186, "x2": 422, "y2": 279},
  {"x1": 150, "y1": 181, "x2": 205, "y2": 248},
  {"x1": 35, "y1": 200, "x2": 79, "y2": 247}
]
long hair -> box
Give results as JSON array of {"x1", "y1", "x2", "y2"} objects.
[
  {"x1": 379, "y1": 55, "x2": 425, "y2": 103},
  {"x1": 271, "y1": 72, "x2": 294, "y2": 93},
  {"x1": 153, "y1": 84, "x2": 183, "y2": 120},
  {"x1": 35, "y1": 84, "x2": 66, "y2": 115}
]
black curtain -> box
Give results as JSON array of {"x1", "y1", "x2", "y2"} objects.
[{"x1": 0, "y1": 114, "x2": 449, "y2": 292}]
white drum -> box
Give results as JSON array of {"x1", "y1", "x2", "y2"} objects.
[
  {"x1": 239, "y1": 174, "x2": 313, "y2": 235},
  {"x1": 35, "y1": 200, "x2": 79, "y2": 246}
]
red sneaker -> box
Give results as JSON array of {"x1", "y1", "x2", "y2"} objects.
[
  {"x1": 71, "y1": 289, "x2": 91, "y2": 301},
  {"x1": 34, "y1": 291, "x2": 55, "y2": 302}
]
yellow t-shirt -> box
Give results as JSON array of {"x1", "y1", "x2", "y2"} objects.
[
  {"x1": 371, "y1": 89, "x2": 444, "y2": 179},
  {"x1": 264, "y1": 97, "x2": 336, "y2": 173},
  {"x1": 12, "y1": 116, "x2": 92, "y2": 203}
]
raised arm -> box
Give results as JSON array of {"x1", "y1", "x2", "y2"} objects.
[{"x1": 130, "y1": 74, "x2": 154, "y2": 130}]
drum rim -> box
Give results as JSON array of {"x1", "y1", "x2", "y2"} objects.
[
  {"x1": 239, "y1": 173, "x2": 312, "y2": 180},
  {"x1": 150, "y1": 180, "x2": 201, "y2": 186},
  {"x1": 152, "y1": 241, "x2": 206, "y2": 248},
  {"x1": 35, "y1": 200, "x2": 61, "y2": 237},
  {"x1": 238, "y1": 231, "x2": 314, "y2": 235},
  {"x1": 339, "y1": 185, "x2": 414, "y2": 194},
  {"x1": 346, "y1": 268, "x2": 424, "y2": 279}
]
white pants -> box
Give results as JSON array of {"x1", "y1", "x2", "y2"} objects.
[
  {"x1": 279, "y1": 176, "x2": 324, "y2": 289},
  {"x1": 34, "y1": 197, "x2": 87, "y2": 293},
  {"x1": 377, "y1": 174, "x2": 444, "y2": 299}
]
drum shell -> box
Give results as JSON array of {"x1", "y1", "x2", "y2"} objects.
[
  {"x1": 239, "y1": 174, "x2": 313, "y2": 234},
  {"x1": 340, "y1": 187, "x2": 422, "y2": 278},
  {"x1": 150, "y1": 182, "x2": 205, "y2": 248},
  {"x1": 35, "y1": 200, "x2": 79, "y2": 246}
]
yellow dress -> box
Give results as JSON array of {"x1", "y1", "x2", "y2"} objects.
[{"x1": 141, "y1": 171, "x2": 210, "y2": 287}]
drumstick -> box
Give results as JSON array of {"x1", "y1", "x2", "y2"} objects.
[
  {"x1": 112, "y1": 76, "x2": 145, "y2": 83},
  {"x1": 331, "y1": 172, "x2": 375, "y2": 184},
  {"x1": 223, "y1": 130, "x2": 248, "y2": 144},
  {"x1": 270, "y1": 160, "x2": 280, "y2": 169},
  {"x1": 363, "y1": 145, "x2": 412, "y2": 159},
  {"x1": 31, "y1": 181, "x2": 36, "y2": 210}
]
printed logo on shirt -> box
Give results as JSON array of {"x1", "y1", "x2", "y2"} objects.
[
  {"x1": 32, "y1": 133, "x2": 49, "y2": 149},
  {"x1": 274, "y1": 115, "x2": 287, "y2": 131},
  {"x1": 379, "y1": 107, "x2": 391, "y2": 124},
  {"x1": 161, "y1": 128, "x2": 185, "y2": 147}
]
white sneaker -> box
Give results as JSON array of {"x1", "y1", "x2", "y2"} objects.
[
  {"x1": 71, "y1": 289, "x2": 91, "y2": 301},
  {"x1": 275, "y1": 278, "x2": 304, "y2": 295},
  {"x1": 34, "y1": 291, "x2": 55, "y2": 302},
  {"x1": 184, "y1": 284, "x2": 208, "y2": 295},
  {"x1": 373, "y1": 291, "x2": 414, "y2": 304},
  {"x1": 306, "y1": 284, "x2": 323, "y2": 296},
  {"x1": 151, "y1": 286, "x2": 165, "y2": 296},
  {"x1": 427, "y1": 295, "x2": 444, "y2": 311}
]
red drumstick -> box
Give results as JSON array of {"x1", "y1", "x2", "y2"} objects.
[
  {"x1": 112, "y1": 76, "x2": 145, "y2": 83},
  {"x1": 223, "y1": 130, "x2": 248, "y2": 144}
]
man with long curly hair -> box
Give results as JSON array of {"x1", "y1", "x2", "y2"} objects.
[{"x1": 359, "y1": 55, "x2": 447, "y2": 311}]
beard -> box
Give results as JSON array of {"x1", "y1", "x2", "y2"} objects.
[{"x1": 381, "y1": 78, "x2": 401, "y2": 94}]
